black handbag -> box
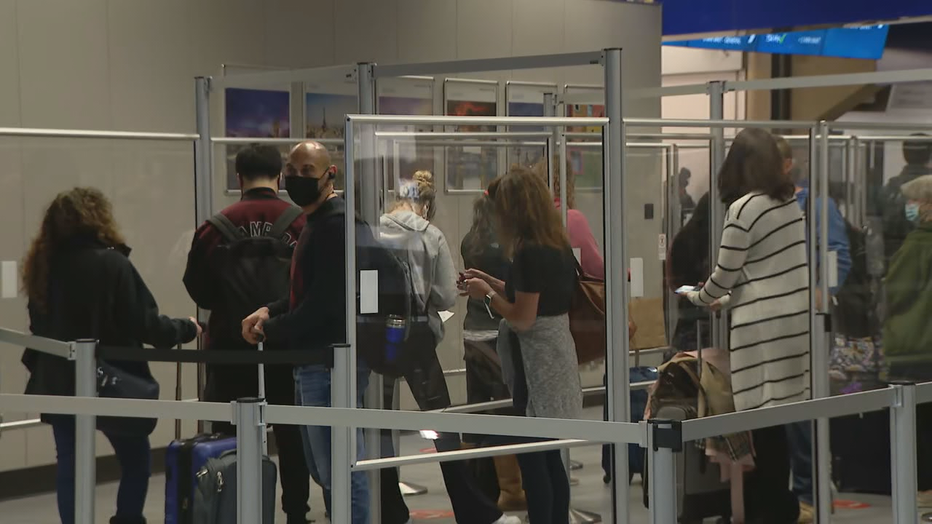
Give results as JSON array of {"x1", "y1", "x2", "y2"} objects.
[{"x1": 96, "y1": 361, "x2": 160, "y2": 437}]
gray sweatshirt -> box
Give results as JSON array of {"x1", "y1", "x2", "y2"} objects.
[{"x1": 379, "y1": 210, "x2": 457, "y2": 342}]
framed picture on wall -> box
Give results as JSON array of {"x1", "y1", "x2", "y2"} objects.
[
  {"x1": 506, "y1": 81, "x2": 557, "y2": 170},
  {"x1": 305, "y1": 78, "x2": 358, "y2": 191},
  {"x1": 443, "y1": 78, "x2": 499, "y2": 191},
  {"x1": 564, "y1": 84, "x2": 605, "y2": 190},
  {"x1": 377, "y1": 76, "x2": 435, "y2": 188},
  {"x1": 223, "y1": 88, "x2": 291, "y2": 191}
]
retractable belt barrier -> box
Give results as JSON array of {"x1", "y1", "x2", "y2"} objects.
[{"x1": 2, "y1": 326, "x2": 931, "y2": 524}]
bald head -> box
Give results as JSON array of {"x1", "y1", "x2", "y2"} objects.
[{"x1": 286, "y1": 140, "x2": 333, "y2": 178}]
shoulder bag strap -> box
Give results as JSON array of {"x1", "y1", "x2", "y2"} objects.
[{"x1": 268, "y1": 206, "x2": 304, "y2": 239}]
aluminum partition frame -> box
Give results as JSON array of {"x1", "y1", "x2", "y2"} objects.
[{"x1": 347, "y1": 93, "x2": 630, "y2": 524}]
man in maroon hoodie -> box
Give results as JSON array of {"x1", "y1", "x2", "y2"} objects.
[{"x1": 183, "y1": 143, "x2": 313, "y2": 524}]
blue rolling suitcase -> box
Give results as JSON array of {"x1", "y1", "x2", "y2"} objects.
[{"x1": 165, "y1": 433, "x2": 237, "y2": 524}]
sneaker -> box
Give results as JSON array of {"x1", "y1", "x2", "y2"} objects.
[
  {"x1": 494, "y1": 516, "x2": 522, "y2": 524},
  {"x1": 797, "y1": 501, "x2": 814, "y2": 523}
]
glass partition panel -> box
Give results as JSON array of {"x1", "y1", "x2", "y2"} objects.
[{"x1": 348, "y1": 118, "x2": 628, "y2": 522}]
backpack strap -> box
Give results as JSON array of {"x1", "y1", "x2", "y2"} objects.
[
  {"x1": 269, "y1": 206, "x2": 304, "y2": 239},
  {"x1": 207, "y1": 213, "x2": 246, "y2": 243}
]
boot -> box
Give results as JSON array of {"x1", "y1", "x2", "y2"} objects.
[
  {"x1": 493, "y1": 454, "x2": 527, "y2": 511},
  {"x1": 109, "y1": 517, "x2": 146, "y2": 524}
]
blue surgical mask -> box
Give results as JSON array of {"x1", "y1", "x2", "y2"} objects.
[{"x1": 905, "y1": 202, "x2": 920, "y2": 224}]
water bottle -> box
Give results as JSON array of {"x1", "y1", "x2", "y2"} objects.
[{"x1": 385, "y1": 314, "x2": 406, "y2": 363}]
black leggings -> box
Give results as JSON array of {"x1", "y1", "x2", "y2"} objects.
[
  {"x1": 745, "y1": 425, "x2": 799, "y2": 523},
  {"x1": 517, "y1": 449, "x2": 570, "y2": 524}
]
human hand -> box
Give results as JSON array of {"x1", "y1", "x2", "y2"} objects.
[
  {"x1": 461, "y1": 278, "x2": 493, "y2": 300},
  {"x1": 242, "y1": 307, "x2": 270, "y2": 345},
  {"x1": 189, "y1": 317, "x2": 203, "y2": 338},
  {"x1": 709, "y1": 300, "x2": 722, "y2": 313},
  {"x1": 462, "y1": 268, "x2": 491, "y2": 283}
]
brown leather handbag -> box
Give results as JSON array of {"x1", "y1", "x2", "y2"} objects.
[{"x1": 569, "y1": 260, "x2": 607, "y2": 364}]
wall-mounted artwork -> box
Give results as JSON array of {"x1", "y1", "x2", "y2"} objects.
[
  {"x1": 224, "y1": 88, "x2": 290, "y2": 191},
  {"x1": 564, "y1": 86, "x2": 605, "y2": 189},
  {"x1": 305, "y1": 92, "x2": 357, "y2": 190},
  {"x1": 506, "y1": 82, "x2": 556, "y2": 169},
  {"x1": 444, "y1": 79, "x2": 499, "y2": 191},
  {"x1": 378, "y1": 77, "x2": 435, "y2": 187}
]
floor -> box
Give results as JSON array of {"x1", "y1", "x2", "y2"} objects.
[{"x1": 0, "y1": 407, "x2": 921, "y2": 523}]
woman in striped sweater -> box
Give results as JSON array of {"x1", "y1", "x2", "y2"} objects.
[{"x1": 686, "y1": 128, "x2": 809, "y2": 523}]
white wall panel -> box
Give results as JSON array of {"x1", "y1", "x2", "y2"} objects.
[
  {"x1": 334, "y1": 0, "x2": 399, "y2": 64},
  {"x1": 189, "y1": 0, "x2": 266, "y2": 76},
  {"x1": 264, "y1": 0, "x2": 336, "y2": 68},
  {"x1": 108, "y1": 0, "x2": 196, "y2": 133},
  {"x1": 397, "y1": 0, "x2": 456, "y2": 63},
  {"x1": 455, "y1": 0, "x2": 512, "y2": 60},
  {"x1": 0, "y1": 0, "x2": 21, "y2": 127},
  {"x1": 16, "y1": 0, "x2": 112, "y2": 129},
  {"x1": 511, "y1": 0, "x2": 564, "y2": 56}
]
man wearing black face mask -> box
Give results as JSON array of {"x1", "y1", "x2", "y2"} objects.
[
  {"x1": 183, "y1": 143, "x2": 313, "y2": 524},
  {"x1": 242, "y1": 140, "x2": 371, "y2": 524}
]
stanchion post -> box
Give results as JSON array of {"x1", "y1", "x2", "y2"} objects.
[
  {"x1": 603, "y1": 46, "x2": 630, "y2": 524},
  {"x1": 357, "y1": 61, "x2": 382, "y2": 524},
  {"x1": 234, "y1": 398, "x2": 265, "y2": 524},
  {"x1": 543, "y1": 92, "x2": 557, "y2": 191},
  {"x1": 194, "y1": 76, "x2": 214, "y2": 434},
  {"x1": 707, "y1": 81, "x2": 727, "y2": 353},
  {"x1": 647, "y1": 419, "x2": 680, "y2": 524},
  {"x1": 73, "y1": 339, "x2": 97, "y2": 524},
  {"x1": 890, "y1": 382, "x2": 919, "y2": 524}
]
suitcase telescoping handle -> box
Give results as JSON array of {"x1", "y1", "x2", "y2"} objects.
[
  {"x1": 174, "y1": 343, "x2": 183, "y2": 440},
  {"x1": 256, "y1": 334, "x2": 268, "y2": 455}
]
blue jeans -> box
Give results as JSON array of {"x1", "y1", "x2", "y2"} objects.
[
  {"x1": 295, "y1": 365, "x2": 370, "y2": 524},
  {"x1": 50, "y1": 417, "x2": 151, "y2": 524},
  {"x1": 787, "y1": 421, "x2": 814, "y2": 505}
]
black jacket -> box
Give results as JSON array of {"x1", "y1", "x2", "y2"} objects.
[
  {"x1": 23, "y1": 236, "x2": 198, "y2": 401},
  {"x1": 263, "y1": 196, "x2": 349, "y2": 367}
]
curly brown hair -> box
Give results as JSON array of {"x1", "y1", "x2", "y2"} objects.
[
  {"x1": 22, "y1": 187, "x2": 125, "y2": 312},
  {"x1": 488, "y1": 165, "x2": 570, "y2": 258}
]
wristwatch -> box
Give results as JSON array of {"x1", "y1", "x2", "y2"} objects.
[{"x1": 484, "y1": 291, "x2": 497, "y2": 318}]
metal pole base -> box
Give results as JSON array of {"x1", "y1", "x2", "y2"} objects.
[
  {"x1": 570, "y1": 460, "x2": 583, "y2": 471},
  {"x1": 399, "y1": 481, "x2": 428, "y2": 496},
  {"x1": 569, "y1": 508, "x2": 602, "y2": 523}
]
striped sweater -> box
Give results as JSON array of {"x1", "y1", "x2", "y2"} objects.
[{"x1": 689, "y1": 192, "x2": 811, "y2": 412}]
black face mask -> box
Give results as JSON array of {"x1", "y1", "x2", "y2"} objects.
[{"x1": 285, "y1": 175, "x2": 325, "y2": 207}]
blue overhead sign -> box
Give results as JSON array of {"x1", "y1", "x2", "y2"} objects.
[
  {"x1": 665, "y1": 25, "x2": 890, "y2": 60},
  {"x1": 661, "y1": 0, "x2": 930, "y2": 36}
]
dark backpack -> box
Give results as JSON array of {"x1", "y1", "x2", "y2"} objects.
[
  {"x1": 207, "y1": 207, "x2": 303, "y2": 337},
  {"x1": 324, "y1": 210, "x2": 427, "y2": 378},
  {"x1": 803, "y1": 197, "x2": 876, "y2": 337}
]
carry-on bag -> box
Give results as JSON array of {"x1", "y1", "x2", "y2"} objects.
[
  {"x1": 166, "y1": 339, "x2": 277, "y2": 524},
  {"x1": 642, "y1": 340, "x2": 732, "y2": 523}
]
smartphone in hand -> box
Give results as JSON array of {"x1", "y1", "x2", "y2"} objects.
[{"x1": 675, "y1": 285, "x2": 700, "y2": 295}]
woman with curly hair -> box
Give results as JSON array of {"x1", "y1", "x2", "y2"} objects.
[{"x1": 21, "y1": 187, "x2": 200, "y2": 524}]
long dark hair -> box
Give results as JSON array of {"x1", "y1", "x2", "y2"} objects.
[
  {"x1": 23, "y1": 188, "x2": 126, "y2": 313},
  {"x1": 463, "y1": 193, "x2": 498, "y2": 261},
  {"x1": 718, "y1": 128, "x2": 794, "y2": 205}
]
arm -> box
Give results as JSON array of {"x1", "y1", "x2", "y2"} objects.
[
  {"x1": 488, "y1": 291, "x2": 539, "y2": 332},
  {"x1": 567, "y1": 210, "x2": 605, "y2": 279},
  {"x1": 884, "y1": 245, "x2": 920, "y2": 317},
  {"x1": 263, "y1": 218, "x2": 345, "y2": 345},
  {"x1": 115, "y1": 257, "x2": 198, "y2": 348},
  {"x1": 182, "y1": 222, "x2": 222, "y2": 310},
  {"x1": 430, "y1": 232, "x2": 458, "y2": 311},
  {"x1": 826, "y1": 199, "x2": 852, "y2": 291},
  {"x1": 689, "y1": 210, "x2": 750, "y2": 307}
]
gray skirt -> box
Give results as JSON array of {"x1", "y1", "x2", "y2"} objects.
[{"x1": 497, "y1": 314, "x2": 583, "y2": 420}]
